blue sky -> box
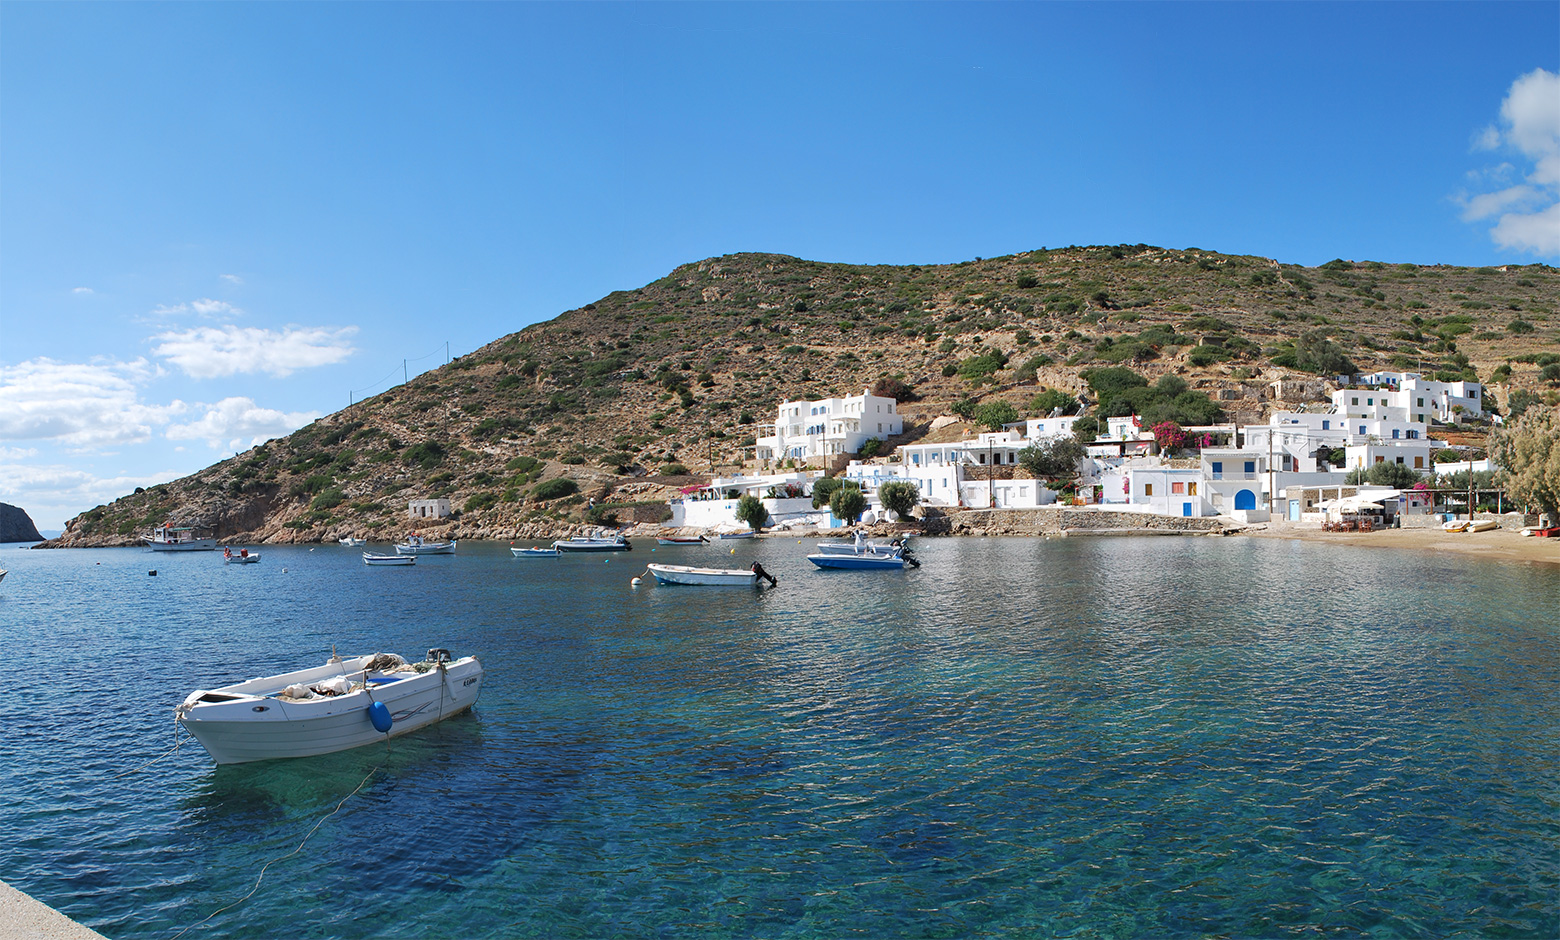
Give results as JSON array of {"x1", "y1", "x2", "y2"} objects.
[{"x1": 2, "y1": 2, "x2": 1557, "y2": 532}]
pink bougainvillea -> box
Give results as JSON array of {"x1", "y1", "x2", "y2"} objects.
[{"x1": 1150, "y1": 421, "x2": 1192, "y2": 451}]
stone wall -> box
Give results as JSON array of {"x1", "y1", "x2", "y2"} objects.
[{"x1": 946, "y1": 507, "x2": 1228, "y2": 537}]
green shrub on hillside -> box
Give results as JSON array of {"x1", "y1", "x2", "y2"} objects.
[{"x1": 533, "y1": 477, "x2": 579, "y2": 501}]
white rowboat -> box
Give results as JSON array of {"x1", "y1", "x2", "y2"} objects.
[
  {"x1": 511, "y1": 547, "x2": 559, "y2": 557},
  {"x1": 223, "y1": 549, "x2": 261, "y2": 564},
  {"x1": 339, "y1": 537, "x2": 366, "y2": 547},
  {"x1": 364, "y1": 553, "x2": 415, "y2": 566},
  {"x1": 646, "y1": 563, "x2": 759, "y2": 586},
  {"x1": 176, "y1": 650, "x2": 483, "y2": 764},
  {"x1": 396, "y1": 537, "x2": 457, "y2": 555}
]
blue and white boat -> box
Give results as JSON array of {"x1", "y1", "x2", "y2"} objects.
[
  {"x1": 511, "y1": 546, "x2": 560, "y2": 557},
  {"x1": 807, "y1": 552, "x2": 910, "y2": 570},
  {"x1": 396, "y1": 535, "x2": 457, "y2": 555},
  {"x1": 553, "y1": 535, "x2": 632, "y2": 552}
]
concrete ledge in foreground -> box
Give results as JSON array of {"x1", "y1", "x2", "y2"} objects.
[{"x1": 1, "y1": 880, "x2": 109, "y2": 940}]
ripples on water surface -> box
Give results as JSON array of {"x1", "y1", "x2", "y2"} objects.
[{"x1": 0, "y1": 537, "x2": 1555, "y2": 938}]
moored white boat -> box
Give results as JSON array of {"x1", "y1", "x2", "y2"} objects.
[
  {"x1": 553, "y1": 535, "x2": 632, "y2": 552},
  {"x1": 656, "y1": 536, "x2": 708, "y2": 545},
  {"x1": 807, "y1": 551, "x2": 909, "y2": 570},
  {"x1": 816, "y1": 532, "x2": 908, "y2": 556},
  {"x1": 339, "y1": 537, "x2": 366, "y2": 547},
  {"x1": 511, "y1": 546, "x2": 559, "y2": 557},
  {"x1": 144, "y1": 523, "x2": 216, "y2": 552},
  {"x1": 646, "y1": 563, "x2": 759, "y2": 586},
  {"x1": 175, "y1": 649, "x2": 483, "y2": 764},
  {"x1": 395, "y1": 535, "x2": 457, "y2": 555},
  {"x1": 364, "y1": 552, "x2": 415, "y2": 566},
  {"x1": 0, "y1": 569, "x2": 7, "y2": 584},
  {"x1": 718, "y1": 530, "x2": 756, "y2": 540},
  {"x1": 223, "y1": 548, "x2": 261, "y2": 564}
]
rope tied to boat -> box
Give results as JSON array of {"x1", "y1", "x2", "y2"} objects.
[
  {"x1": 109, "y1": 717, "x2": 186, "y2": 780},
  {"x1": 169, "y1": 759, "x2": 383, "y2": 940}
]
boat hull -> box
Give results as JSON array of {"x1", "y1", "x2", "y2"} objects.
[
  {"x1": 807, "y1": 552, "x2": 906, "y2": 570},
  {"x1": 553, "y1": 538, "x2": 632, "y2": 552},
  {"x1": 656, "y1": 538, "x2": 706, "y2": 545},
  {"x1": 177, "y1": 655, "x2": 482, "y2": 764},
  {"x1": 363, "y1": 553, "x2": 415, "y2": 566},
  {"x1": 511, "y1": 547, "x2": 559, "y2": 557},
  {"x1": 223, "y1": 554, "x2": 261, "y2": 564},
  {"x1": 647, "y1": 564, "x2": 758, "y2": 586},
  {"x1": 718, "y1": 532, "x2": 755, "y2": 540},
  {"x1": 395, "y1": 540, "x2": 456, "y2": 555}
]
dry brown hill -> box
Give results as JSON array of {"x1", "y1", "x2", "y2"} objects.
[{"x1": 44, "y1": 245, "x2": 1560, "y2": 546}]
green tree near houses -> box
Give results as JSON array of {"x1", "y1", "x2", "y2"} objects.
[
  {"x1": 878, "y1": 481, "x2": 920, "y2": 519},
  {"x1": 829, "y1": 484, "x2": 868, "y2": 524},
  {"x1": 811, "y1": 476, "x2": 842, "y2": 510},
  {"x1": 735, "y1": 494, "x2": 770, "y2": 532}
]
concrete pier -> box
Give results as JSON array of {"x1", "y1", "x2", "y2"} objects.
[{"x1": 0, "y1": 880, "x2": 109, "y2": 940}]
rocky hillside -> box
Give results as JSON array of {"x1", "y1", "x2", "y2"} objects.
[{"x1": 43, "y1": 246, "x2": 1560, "y2": 547}]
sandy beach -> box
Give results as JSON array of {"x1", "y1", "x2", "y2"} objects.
[{"x1": 1246, "y1": 524, "x2": 1560, "y2": 567}]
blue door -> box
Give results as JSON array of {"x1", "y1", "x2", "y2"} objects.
[
  {"x1": 1182, "y1": 502, "x2": 1192, "y2": 517},
  {"x1": 1235, "y1": 489, "x2": 1257, "y2": 511},
  {"x1": 1289, "y1": 500, "x2": 1301, "y2": 521}
]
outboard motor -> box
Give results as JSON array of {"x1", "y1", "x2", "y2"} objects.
[
  {"x1": 426, "y1": 648, "x2": 452, "y2": 664},
  {"x1": 900, "y1": 547, "x2": 921, "y2": 569}
]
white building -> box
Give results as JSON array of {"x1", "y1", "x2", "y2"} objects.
[
  {"x1": 755, "y1": 388, "x2": 904, "y2": 463},
  {"x1": 408, "y1": 498, "x2": 451, "y2": 519},
  {"x1": 667, "y1": 471, "x2": 830, "y2": 529},
  {"x1": 1332, "y1": 372, "x2": 1484, "y2": 424},
  {"x1": 1098, "y1": 459, "x2": 1214, "y2": 517}
]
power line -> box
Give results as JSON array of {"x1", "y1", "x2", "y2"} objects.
[{"x1": 348, "y1": 342, "x2": 451, "y2": 404}]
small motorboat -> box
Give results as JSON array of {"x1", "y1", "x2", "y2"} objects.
[
  {"x1": 656, "y1": 536, "x2": 708, "y2": 545},
  {"x1": 395, "y1": 535, "x2": 456, "y2": 555},
  {"x1": 1465, "y1": 519, "x2": 1499, "y2": 533},
  {"x1": 176, "y1": 649, "x2": 483, "y2": 764},
  {"x1": 807, "y1": 551, "x2": 910, "y2": 570},
  {"x1": 553, "y1": 535, "x2": 632, "y2": 552},
  {"x1": 363, "y1": 553, "x2": 415, "y2": 566},
  {"x1": 339, "y1": 537, "x2": 366, "y2": 547},
  {"x1": 511, "y1": 546, "x2": 559, "y2": 557},
  {"x1": 223, "y1": 547, "x2": 261, "y2": 564},
  {"x1": 718, "y1": 531, "x2": 756, "y2": 540},
  {"x1": 815, "y1": 532, "x2": 908, "y2": 556},
  {"x1": 646, "y1": 563, "x2": 760, "y2": 586}
]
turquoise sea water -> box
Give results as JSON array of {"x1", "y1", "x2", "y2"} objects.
[{"x1": 0, "y1": 536, "x2": 1556, "y2": 939}]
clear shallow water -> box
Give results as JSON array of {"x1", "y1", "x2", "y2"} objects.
[{"x1": 0, "y1": 537, "x2": 1555, "y2": 939}]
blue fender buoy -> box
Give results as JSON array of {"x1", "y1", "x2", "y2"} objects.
[{"x1": 368, "y1": 701, "x2": 392, "y2": 733}]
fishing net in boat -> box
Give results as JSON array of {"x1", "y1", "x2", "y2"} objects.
[{"x1": 364, "y1": 652, "x2": 408, "y2": 673}]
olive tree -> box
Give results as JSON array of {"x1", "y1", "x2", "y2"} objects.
[
  {"x1": 1018, "y1": 436, "x2": 1086, "y2": 482},
  {"x1": 830, "y1": 484, "x2": 868, "y2": 524},
  {"x1": 878, "y1": 481, "x2": 920, "y2": 519},
  {"x1": 811, "y1": 476, "x2": 842, "y2": 509},
  {"x1": 1490, "y1": 404, "x2": 1560, "y2": 521},
  {"x1": 735, "y1": 494, "x2": 770, "y2": 531}
]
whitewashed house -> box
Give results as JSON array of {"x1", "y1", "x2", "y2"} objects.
[
  {"x1": 408, "y1": 498, "x2": 451, "y2": 519},
  {"x1": 1332, "y1": 372, "x2": 1484, "y2": 424},
  {"x1": 1098, "y1": 459, "x2": 1214, "y2": 517},
  {"x1": 754, "y1": 388, "x2": 904, "y2": 463},
  {"x1": 667, "y1": 471, "x2": 826, "y2": 529}
]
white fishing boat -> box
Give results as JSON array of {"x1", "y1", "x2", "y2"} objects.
[
  {"x1": 222, "y1": 547, "x2": 261, "y2": 564},
  {"x1": 144, "y1": 523, "x2": 216, "y2": 552},
  {"x1": 395, "y1": 535, "x2": 457, "y2": 555},
  {"x1": 717, "y1": 530, "x2": 756, "y2": 540},
  {"x1": 646, "y1": 563, "x2": 760, "y2": 586},
  {"x1": 175, "y1": 649, "x2": 483, "y2": 765},
  {"x1": 553, "y1": 535, "x2": 632, "y2": 552},
  {"x1": 656, "y1": 536, "x2": 708, "y2": 545},
  {"x1": 339, "y1": 537, "x2": 366, "y2": 547},
  {"x1": 363, "y1": 552, "x2": 415, "y2": 566},
  {"x1": 511, "y1": 546, "x2": 559, "y2": 557}
]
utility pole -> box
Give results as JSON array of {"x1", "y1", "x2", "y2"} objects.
[
  {"x1": 988, "y1": 438, "x2": 995, "y2": 509},
  {"x1": 403, "y1": 360, "x2": 408, "y2": 385}
]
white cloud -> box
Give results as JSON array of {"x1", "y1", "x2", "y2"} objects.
[
  {"x1": 1461, "y1": 68, "x2": 1560, "y2": 256},
  {"x1": 0, "y1": 460, "x2": 189, "y2": 532},
  {"x1": 1492, "y1": 201, "x2": 1560, "y2": 256},
  {"x1": 150, "y1": 297, "x2": 243, "y2": 320},
  {"x1": 72, "y1": 287, "x2": 94, "y2": 295},
  {"x1": 151, "y1": 324, "x2": 357, "y2": 378},
  {"x1": 220, "y1": 274, "x2": 244, "y2": 285},
  {"x1": 0, "y1": 358, "x2": 186, "y2": 450},
  {"x1": 165, "y1": 397, "x2": 320, "y2": 450}
]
